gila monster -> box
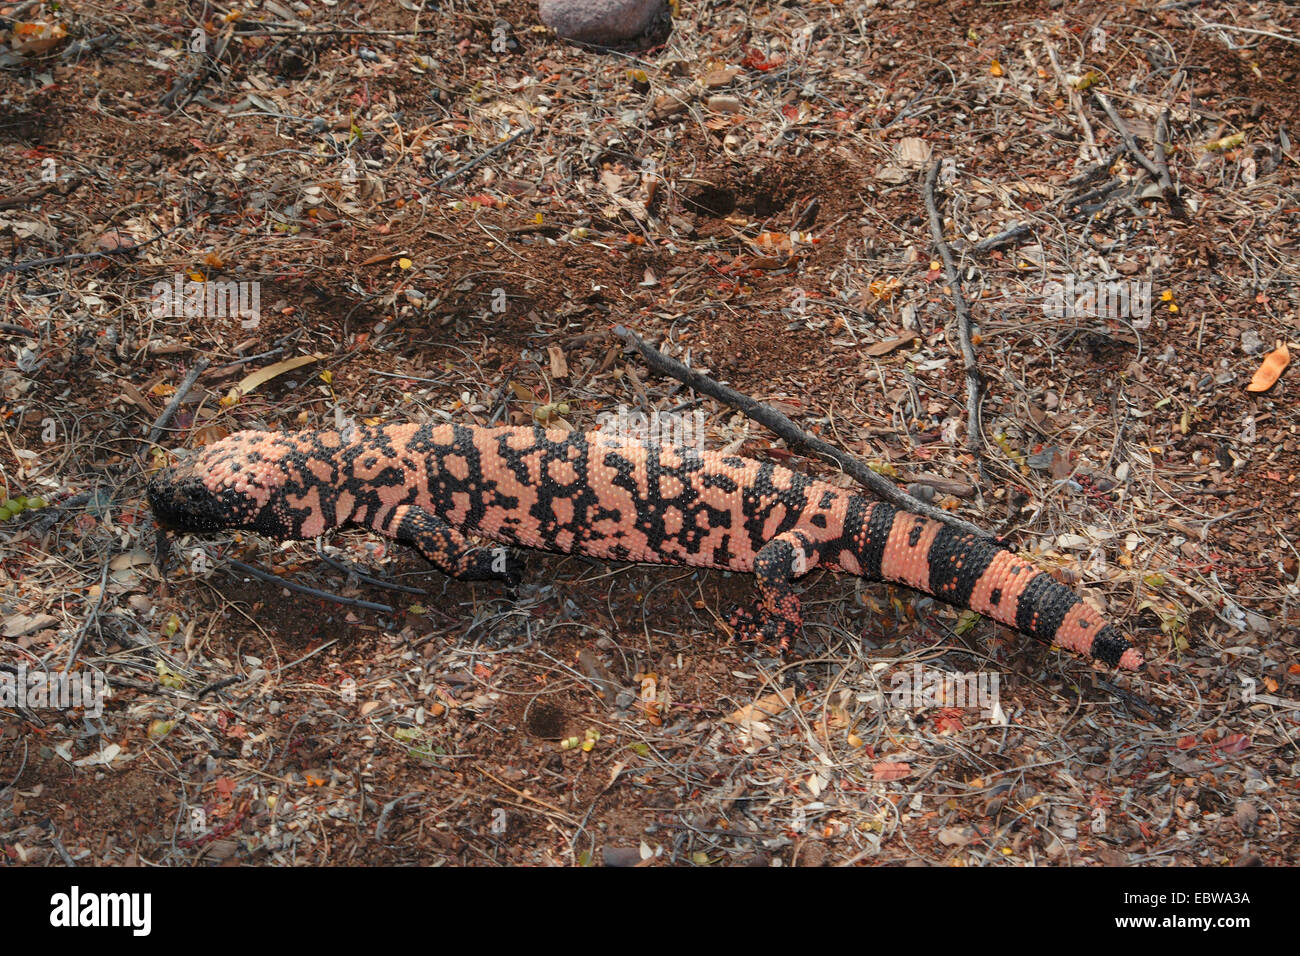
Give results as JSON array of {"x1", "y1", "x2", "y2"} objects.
[{"x1": 146, "y1": 422, "x2": 1145, "y2": 670}]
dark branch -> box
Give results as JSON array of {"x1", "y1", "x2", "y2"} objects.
[
  {"x1": 612, "y1": 324, "x2": 989, "y2": 538},
  {"x1": 923, "y1": 159, "x2": 983, "y2": 455}
]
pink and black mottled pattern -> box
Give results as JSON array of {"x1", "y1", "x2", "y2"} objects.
[{"x1": 146, "y1": 423, "x2": 1145, "y2": 670}]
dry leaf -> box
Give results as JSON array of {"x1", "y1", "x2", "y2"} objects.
[
  {"x1": 752, "y1": 231, "x2": 793, "y2": 255},
  {"x1": 938, "y1": 825, "x2": 974, "y2": 846},
  {"x1": 1245, "y1": 342, "x2": 1289, "y2": 392},
  {"x1": 726, "y1": 688, "x2": 798, "y2": 724},
  {"x1": 2, "y1": 613, "x2": 58, "y2": 638},
  {"x1": 745, "y1": 255, "x2": 794, "y2": 270},
  {"x1": 547, "y1": 346, "x2": 568, "y2": 379},
  {"x1": 866, "y1": 334, "x2": 916, "y2": 357},
  {"x1": 96, "y1": 230, "x2": 136, "y2": 251},
  {"x1": 872, "y1": 761, "x2": 911, "y2": 780},
  {"x1": 358, "y1": 251, "x2": 410, "y2": 266},
  {"x1": 226, "y1": 353, "x2": 326, "y2": 402},
  {"x1": 109, "y1": 550, "x2": 153, "y2": 571},
  {"x1": 897, "y1": 137, "x2": 932, "y2": 168},
  {"x1": 10, "y1": 21, "x2": 68, "y2": 56}
]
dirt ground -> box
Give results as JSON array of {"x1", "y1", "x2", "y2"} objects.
[{"x1": 0, "y1": 0, "x2": 1297, "y2": 866}]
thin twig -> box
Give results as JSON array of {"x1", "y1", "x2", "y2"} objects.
[
  {"x1": 1045, "y1": 43, "x2": 1101, "y2": 162},
  {"x1": 44, "y1": 822, "x2": 77, "y2": 866},
  {"x1": 271, "y1": 639, "x2": 340, "y2": 676},
  {"x1": 1195, "y1": 22, "x2": 1300, "y2": 47},
  {"x1": 0, "y1": 178, "x2": 76, "y2": 211},
  {"x1": 233, "y1": 25, "x2": 448, "y2": 38},
  {"x1": 478, "y1": 767, "x2": 581, "y2": 825},
  {"x1": 65, "y1": 560, "x2": 111, "y2": 671},
  {"x1": 436, "y1": 126, "x2": 535, "y2": 189},
  {"x1": 143, "y1": 358, "x2": 211, "y2": 453},
  {"x1": 923, "y1": 159, "x2": 983, "y2": 455},
  {"x1": 3, "y1": 245, "x2": 146, "y2": 275},
  {"x1": 1092, "y1": 91, "x2": 1163, "y2": 182},
  {"x1": 222, "y1": 556, "x2": 395, "y2": 613},
  {"x1": 612, "y1": 324, "x2": 989, "y2": 538},
  {"x1": 1153, "y1": 108, "x2": 1187, "y2": 219},
  {"x1": 0, "y1": 178, "x2": 83, "y2": 213},
  {"x1": 314, "y1": 548, "x2": 427, "y2": 595},
  {"x1": 210, "y1": 346, "x2": 286, "y2": 370},
  {"x1": 973, "y1": 221, "x2": 1031, "y2": 254},
  {"x1": 196, "y1": 675, "x2": 243, "y2": 699}
]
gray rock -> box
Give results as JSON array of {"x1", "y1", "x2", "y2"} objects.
[
  {"x1": 602, "y1": 845, "x2": 643, "y2": 867},
  {"x1": 539, "y1": 0, "x2": 665, "y2": 44},
  {"x1": 1240, "y1": 328, "x2": 1267, "y2": 355}
]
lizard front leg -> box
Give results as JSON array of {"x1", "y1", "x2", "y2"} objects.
[
  {"x1": 729, "y1": 530, "x2": 822, "y2": 652},
  {"x1": 385, "y1": 504, "x2": 523, "y2": 585}
]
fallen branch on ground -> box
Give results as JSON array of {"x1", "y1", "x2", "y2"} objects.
[
  {"x1": 923, "y1": 159, "x2": 984, "y2": 455},
  {"x1": 612, "y1": 324, "x2": 988, "y2": 539}
]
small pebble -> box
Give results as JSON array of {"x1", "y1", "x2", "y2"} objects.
[
  {"x1": 601, "y1": 845, "x2": 643, "y2": 867},
  {"x1": 905, "y1": 482, "x2": 936, "y2": 503},
  {"x1": 1240, "y1": 329, "x2": 1267, "y2": 355}
]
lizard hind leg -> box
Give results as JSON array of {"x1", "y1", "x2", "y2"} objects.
[
  {"x1": 728, "y1": 530, "x2": 822, "y2": 653},
  {"x1": 388, "y1": 505, "x2": 523, "y2": 586}
]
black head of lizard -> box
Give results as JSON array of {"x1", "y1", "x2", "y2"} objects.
[{"x1": 146, "y1": 431, "x2": 307, "y2": 538}]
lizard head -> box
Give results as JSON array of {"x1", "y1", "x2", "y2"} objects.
[{"x1": 147, "y1": 431, "x2": 298, "y2": 537}]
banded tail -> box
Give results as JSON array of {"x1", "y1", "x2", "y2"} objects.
[{"x1": 838, "y1": 500, "x2": 1144, "y2": 670}]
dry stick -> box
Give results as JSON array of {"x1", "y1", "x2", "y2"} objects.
[
  {"x1": 43, "y1": 822, "x2": 77, "y2": 867},
  {"x1": 1196, "y1": 22, "x2": 1300, "y2": 47},
  {"x1": 436, "y1": 125, "x2": 535, "y2": 189},
  {"x1": 0, "y1": 178, "x2": 85, "y2": 213},
  {"x1": 0, "y1": 183, "x2": 58, "y2": 211},
  {"x1": 1152, "y1": 108, "x2": 1186, "y2": 219},
  {"x1": 1091, "y1": 91, "x2": 1163, "y2": 182},
  {"x1": 65, "y1": 560, "x2": 111, "y2": 671},
  {"x1": 231, "y1": 25, "x2": 447, "y2": 37},
  {"x1": 973, "y1": 221, "x2": 1031, "y2": 254},
  {"x1": 143, "y1": 358, "x2": 211, "y2": 454},
  {"x1": 612, "y1": 325, "x2": 988, "y2": 539},
  {"x1": 923, "y1": 160, "x2": 984, "y2": 456},
  {"x1": 223, "y1": 556, "x2": 395, "y2": 614},
  {"x1": 1044, "y1": 44, "x2": 1101, "y2": 162},
  {"x1": 314, "y1": 548, "x2": 427, "y2": 595},
  {"x1": 2, "y1": 239, "x2": 160, "y2": 275},
  {"x1": 196, "y1": 675, "x2": 243, "y2": 699}
]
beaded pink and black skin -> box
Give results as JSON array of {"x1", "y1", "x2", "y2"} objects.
[{"x1": 147, "y1": 422, "x2": 1145, "y2": 670}]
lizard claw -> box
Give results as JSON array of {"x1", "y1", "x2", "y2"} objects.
[{"x1": 727, "y1": 606, "x2": 797, "y2": 654}]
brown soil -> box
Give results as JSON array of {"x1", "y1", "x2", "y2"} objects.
[{"x1": 1, "y1": 0, "x2": 1297, "y2": 866}]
